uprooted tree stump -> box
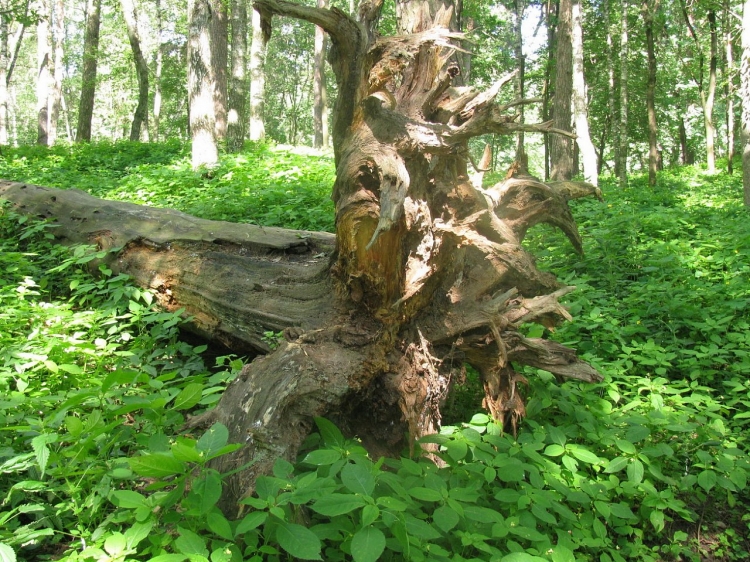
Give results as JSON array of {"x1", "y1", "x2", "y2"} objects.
[{"x1": 0, "y1": 0, "x2": 603, "y2": 513}]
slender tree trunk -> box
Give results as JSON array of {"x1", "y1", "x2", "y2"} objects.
[
  {"x1": 153, "y1": 0, "x2": 163, "y2": 141},
  {"x1": 726, "y1": 0, "x2": 735, "y2": 174},
  {"x1": 227, "y1": 0, "x2": 248, "y2": 152},
  {"x1": 543, "y1": 0, "x2": 554, "y2": 179},
  {"x1": 705, "y1": 9, "x2": 718, "y2": 172},
  {"x1": 679, "y1": 116, "x2": 689, "y2": 164},
  {"x1": 77, "y1": 0, "x2": 102, "y2": 142},
  {"x1": 642, "y1": 0, "x2": 659, "y2": 187},
  {"x1": 741, "y1": 0, "x2": 750, "y2": 206},
  {"x1": 210, "y1": 0, "x2": 228, "y2": 143},
  {"x1": 120, "y1": 0, "x2": 149, "y2": 141},
  {"x1": 313, "y1": 0, "x2": 329, "y2": 148},
  {"x1": 571, "y1": 0, "x2": 597, "y2": 186},
  {"x1": 188, "y1": 0, "x2": 218, "y2": 167},
  {"x1": 606, "y1": 0, "x2": 617, "y2": 176},
  {"x1": 248, "y1": 6, "x2": 265, "y2": 141},
  {"x1": 618, "y1": 0, "x2": 629, "y2": 186},
  {"x1": 513, "y1": 0, "x2": 526, "y2": 161},
  {"x1": 36, "y1": 0, "x2": 50, "y2": 146},
  {"x1": 0, "y1": 17, "x2": 9, "y2": 144},
  {"x1": 551, "y1": 0, "x2": 574, "y2": 180},
  {"x1": 47, "y1": 0, "x2": 62, "y2": 145}
]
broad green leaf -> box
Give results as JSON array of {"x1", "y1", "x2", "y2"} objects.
[
  {"x1": 341, "y1": 462, "x2": 375, "y2": 496},
  {"x1": 193, "y1": 470, "x2": 222, "y2": 514},
  {"x1": 302, "y1": 449, "x2": 342, "y2": 466},
  {"x1": 404, "y1": 515, "x2": 441, "y2": 540},
  {"x1": 104, "y1": 533, "x2": 127, "y2": 556},
  {"x1": 616, "y1": 439, "x2": 637, "y2": 454},
  {"x1": 376, "y1": 496, "x2": 408, "y2": 511},
  {"x1": 351, "y1": 526, "x2": 386, "y2": 562},
  {"x1": 626, "y1": 425, "x2": 650, "y2": 443},
  {"x1": 31, "y1": 434, "x2": 55, "y2": 477},
  {"x1": 609, "y1": 503, "x2": 637, "y2": 520},
  {"x1": 129, "y1": 454, "x2": 186, "y2": 478},
  {"x1": 196, "y1": 423, "x2": 229, "y2": 455},
  {"x1": 548, "y1": 545, "x2": 575, "y2": 562},
  {"x1": 499, "y1": 552, "x2": 541, "y2": 561},
  {"x1": 175, "y1": 527, "x2": 208, "y2": 557},
  {"x1": 697, "y1": 469, "x2": 717, "y2": 492},
  {"x1": 314, "y1": 417, "x2": 344, "y2": 448},
  {"x1": 236, "y1": 511, "x2": 268, "y2": 534},
  {"x1": 568, "y1": 445, "x2": 600, "y2": 465},
  {"x1": 649, "y1": 509, "x2": 665, "y2": 532},
  {"x1": 544, "y1": 444, "x2": 565, "y2": 457},
  {"x1": 0, "y1": 543, "x2": 16, "y2": 562},
  {"x1": 311, "y1": 494, "x2": 366, "y2": 516},
  {"x1": 207, "y1": 511, "x2": 233, "y2": 540},
  {"x1": 594, "y1": 500, "x2": 610, "y2": 519},
  {"x1": 431, "y1": 505, "x2": 458, "y2": 532},
  {"x1": 124, "y1": 520, "x2": 154, "y2": 548},
  {"x1": 276, "y1": 521, "x2": 322, "y2": 560},
  {"x1": 408, "y1": 487, "x2": 442, "y2": 502},
  {"x1": 110, "y1": 490, "x2": 148, "y2": 509},
  {"x1": 443, "y1": 439, "x2": 468, "y2": 462},
  {"x1": 173, "y1": 383, "x2": 204, "y2": 410},
  {"x1": 627, "y1": 459, "x2": 644, "y2": 484},
  {"x1": 361, "y1": 504, "x2": 379, "y2": 527},
  {"x1": 58, "y1": 363, "x2": 83, "y2": 374},
  {"x1": 172, "y1": 441, "x2": 203, "y2": 463},
  {"x1": 604, "y1": 456, "x2": 629, "y2": 473}
]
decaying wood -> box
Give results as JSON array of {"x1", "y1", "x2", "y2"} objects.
[{"x1": 2, "y1": 0, "x2": 605, "y2": 512}]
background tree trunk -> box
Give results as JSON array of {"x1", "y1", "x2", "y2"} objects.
[
  {"x1": 227, "y1": 0, "x2": 248, "y2": 152},
  {"x1": 76, "y1": 0, "x2": 101, "y2": 143},
  {"x1": 153, "y1": 0, "x2": 163, "y2": 141},
  {"x1": 210, "y1": 0, "x2": 228, "y2": 143},
  {"x1": 188, "y1": 0, "x2": 218, "y2": 168},
  {"x1": 120, "y1": 0, "x2": 149, "y2": 141},
  {"x1": 643, "y1": 0, "x2": 659, "y2": 187},
  {"x1": 35, "y1": 0, "x2": 50, "y2": 146},
  {"x1": 248, "y1": 7, "x2": 265, "y2": 141},
  {"x1": 571, "y1": 0, "x2": 597, "y2": 186},
  {"x1": 741, "y1": 0, "x2": 750, "y2": 206},
  {"x1": 551, "y1": 0, "x2": 574, "y2": 180},
  {"x1": 312, "y1": 0, "x2": 329, "y2": 149},
  {"x1": 513, "y1": 0, "x2": 526, "y2": 161},
  {"x1": 618, "y1": 0, "x2": 629, "y2": 187},
  {"x1": 726, "y1": 0, "x2": 734, "y2": 175},
  {"x1": 47, "y1": 0, "x2": 62, "y2": 144}
]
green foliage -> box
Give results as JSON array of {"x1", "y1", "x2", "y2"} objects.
[
  {"x1": 0, "y1": 141, "x2": 336, "y2": 232},
  {"x1": 2, "y1": 146, "x2": 750, "y2": 561}
]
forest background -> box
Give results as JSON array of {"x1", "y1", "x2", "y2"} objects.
[{"x1": 1, "y1": 0, "x2": 750, "y2": 561}]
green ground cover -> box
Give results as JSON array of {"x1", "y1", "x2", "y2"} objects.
[{"x1": 0, "y1": 142, "x2": 749, "y2": 561}]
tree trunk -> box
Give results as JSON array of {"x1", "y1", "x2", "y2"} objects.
[
  {"x1": 188, "y1": 0, "x2": 218, "y2": 168},
  {"x1": 47, "y1": 0, "x2": 62, "y2": 145},
  {"x1": 248, "y1": 6, "x2": 265, "y2": 141},
  {"x1": 3, "y1": 0, "x2": 603, "y2": 511},
  {"x1": 36, "y1": 0, "x2": 50, "y2": 146},
  {"x1": 120, "y1": 0, "x2": 149, "y2": 141},
  {"x1": 643, "y1": 0, "x2": 659, "y2": 187},
  {"x1": 571, "y1": 0, "x2": 597, "y2": 186},
  {"x1": 705, "y1": 9, "x2": 718, "y2": 173},
  {"x1": 726, "y1": 0, "x2": 734, "y2": 174},
  {"x1": 312, "y1": 0, "x2": 329, "y2": 149},
  {"x1": 77, "y1": 0, "x2": 102, "y2": 143},
  {"x1": 153, "y1": 0, "x2": 163, "y2": 141},
  {"x1": 618, "y1": 0, "x2": 629, "y2": 187},
  {"x1": 227, "y1": 0, "x2": 248, "y2": 152},
  {"x1": 742, "y1": 0, "x2": 750, "y2": 206},
  {"x1": 551, "y1": 0, "x2": 574, "y2": 180},
  {"x1": 211, "y1": 0, "x2": 228, "y2": 143},
  {"x1": 513, "y1": 0, "x2": 525, "y2": 161},
  {"x1": 606, "y1": 0, "x2": 617, "y2": 177}
]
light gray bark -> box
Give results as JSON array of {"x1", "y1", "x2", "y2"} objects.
[
  {"x1": 227, "y1": 0, "x2": 248, "y2": 152},
  {"x1": 36, "y1": 0, "x2": 50, "y2": 146},
  {"x1": 741, "y1": 0, "x2": 750, "y2": 205},
  {"x1": 76, "y1": 0, "x2": 102, "y2": 142},
  {"x1": 120, "y1": 0, "x2": 149, "y2": 141},
  {"x1": 188, "y1": 0, "x2": 218, "y2": 167},
  {"x1": 618, "y1": 0, "x2": 628, "y2": 186},
  {"x1": 248, "y1": 7, "x2": 265, "y2": 141},
  {"x1": 47, "y1": 0, "x2": 63, "y2": 144},
  {"x1": 571, "y1": 0, "x2": 597, "y2": 186},
  {"x1": 551, "y1": 0, "x2": 574, "y2": 180},
  {"x1": 313, "y1": 0, "x2": 329, "y2": 148}
]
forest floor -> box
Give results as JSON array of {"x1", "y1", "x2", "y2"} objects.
[{"x1": 0, "y1": 141, "x2": 749, "y2": 562}]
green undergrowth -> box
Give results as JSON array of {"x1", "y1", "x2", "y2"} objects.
[
  {"x1": 0, "y1": 141, "x2": 336, "y2": 232},
  {"x1": 1, "y1": 145, "x2": 749, "y2": 561}
]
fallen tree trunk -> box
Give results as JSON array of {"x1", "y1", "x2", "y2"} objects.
[
  {"x1": 2, "y1": 0, "x2": 606, "y2": 514},
  {"x1": 0, "y1": 180, "x2": 336, "y2": 353}
]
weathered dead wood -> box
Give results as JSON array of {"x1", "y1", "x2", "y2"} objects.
[{"x1": 0, "y1": 180, "x2": 336, "y2": 353}]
